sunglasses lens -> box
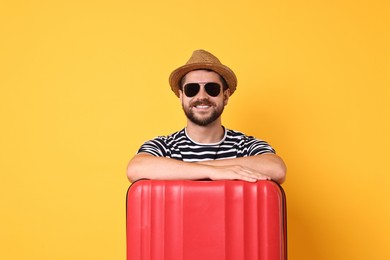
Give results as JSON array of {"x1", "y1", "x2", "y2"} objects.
[
  {"x1": 205, "y1": 83, "x2": 221, "y2": 97},
  {"x1": 184, "y1": 83, "x2": 200, "y2": 97}
]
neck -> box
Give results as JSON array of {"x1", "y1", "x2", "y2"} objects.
[{"x1": 185, "y1": 119, "x2": 224, "y2": 144}]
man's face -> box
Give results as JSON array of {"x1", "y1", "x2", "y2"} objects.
[{"x1": 179, "y1": 70, "x2": 230, "y2": 127}]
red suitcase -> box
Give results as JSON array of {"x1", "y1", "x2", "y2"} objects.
[{"x1": 126, "y1": 180, "x2": 287, "y2": 260}]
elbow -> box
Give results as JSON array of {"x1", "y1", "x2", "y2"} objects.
[
  {"x1": 126, "y1": 164, "x2": 137, "y2": 183},
  {"x1": 274, "y1": 159, "x2": 287, "y2": 184},
  {"x1": 126, "y1": 159, "x2": 143, "y2": 183},
  {"x1": 127, "y1": 153, "x2": 153, "y2": 182},
  {"x1": 268, "y1": 154, "x2": 286, "y2": 184}
]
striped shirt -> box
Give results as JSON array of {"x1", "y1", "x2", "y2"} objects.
[{"x1": 137, "y1": 128, "x2": 275, "y2": 162}]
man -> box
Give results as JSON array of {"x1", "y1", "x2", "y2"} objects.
[{"x1": 127, "y1": 49, "x2": 286, "y2": 183}]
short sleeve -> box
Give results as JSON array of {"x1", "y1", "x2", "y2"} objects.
[
  {"x1": 137, "y1": 137, "x2": 168, "y2": 157},
  {"x1": 245, "y1": 137, "x2": 276, "y2": 156}
]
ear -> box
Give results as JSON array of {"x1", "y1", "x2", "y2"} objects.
[{"x1": 223, "y1": 88, "x2": 230, "y2": 106}]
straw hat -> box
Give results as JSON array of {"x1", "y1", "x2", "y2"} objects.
[{"x1": 169, "y1": 49, "x2": 237, "y2": 97}]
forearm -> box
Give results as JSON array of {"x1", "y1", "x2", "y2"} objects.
[
  {"x1": 199, "y1": 153, "x2": 287, "y2": 184},
  {"x1": 127, "y1": 153, "x2": 212, "y2": 182},
  {"x1": 127, "y1": 153, "x2": 271, "y2": 183}
]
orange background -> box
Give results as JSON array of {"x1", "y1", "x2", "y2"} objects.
[{"x1": 1, "y1": 0, "x2": 389, "y2": 259}]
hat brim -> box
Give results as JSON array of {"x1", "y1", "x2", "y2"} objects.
[{"x1": 169, "y1": 63, "x2": 237, "y2": 97}]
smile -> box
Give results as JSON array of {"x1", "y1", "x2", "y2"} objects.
[{"x1": 195, "y1": 105, "x2": 211, "y2": 109}]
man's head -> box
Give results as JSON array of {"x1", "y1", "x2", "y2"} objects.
[
  {"x1": 169, "y1": 49, "x2": 237, "y2": 98},
  {"x1": 179, "y1": 69, "x2": 230, "y2": 127}
]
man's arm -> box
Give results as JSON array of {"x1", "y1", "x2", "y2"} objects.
[
  {"x1": 127, "y1": 153, "x2": 286, "y2": 184},
  {"x1": 198, "y1": 153, "x2": 286, "y2": 184}
]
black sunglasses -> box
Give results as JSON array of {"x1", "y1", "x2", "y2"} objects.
[{"x1": 183, "y1": 82, "x2": 222, "y2": 97}]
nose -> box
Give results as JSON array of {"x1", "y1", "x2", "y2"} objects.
[{"x1": 196, "y1": 84, "x2": 209, "y2": 98}]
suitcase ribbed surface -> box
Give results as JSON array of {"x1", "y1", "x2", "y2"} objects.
[{"x1": 126, "y1": 180, "x2": 286, "y2": 260}]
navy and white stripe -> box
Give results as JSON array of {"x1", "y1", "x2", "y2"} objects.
[{"x1": 137, "y1": 128, "x2": 275, "y2": 162}]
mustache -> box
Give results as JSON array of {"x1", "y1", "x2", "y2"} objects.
[{"x1": 190, "y1": 99, "x2": 215, "y2": 107}]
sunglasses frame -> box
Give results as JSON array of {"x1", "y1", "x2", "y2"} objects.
[{"x1": 182, "y1": 82, "x2": 222, "y2": 98}]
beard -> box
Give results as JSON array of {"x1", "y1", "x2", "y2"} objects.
[{"x1": 182, "y1": 99, "x2": 224, "y2": 126}]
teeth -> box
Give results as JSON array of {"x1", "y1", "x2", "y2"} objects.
[{"x1": 196, "y1": 105, "x2": 210, "y2": 108}]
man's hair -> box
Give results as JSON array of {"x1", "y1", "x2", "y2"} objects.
[{"x1": 180, "y1": 69, "x2": 229, "y2": 91}]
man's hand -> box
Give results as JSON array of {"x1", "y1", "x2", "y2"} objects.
[
  {"x1": 196, "y1": 154, "x2": 286, "y2": 184},
  {"x1": 203, "y1": 164, "x2": 271, "y2": 182}
]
